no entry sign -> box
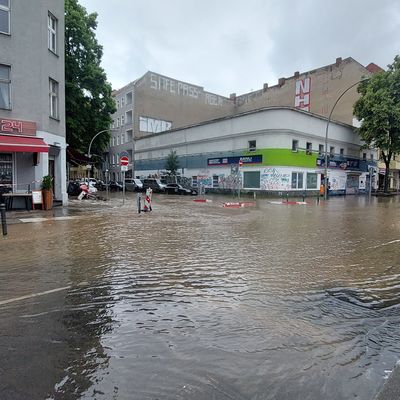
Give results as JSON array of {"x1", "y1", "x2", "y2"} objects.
[{"x1": 120, "y1": 156, "x2": 129, "y2": 166}]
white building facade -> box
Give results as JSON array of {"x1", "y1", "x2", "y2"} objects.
[{"x1": 134, "y1": 107, "x2": 377, "y2": 194}]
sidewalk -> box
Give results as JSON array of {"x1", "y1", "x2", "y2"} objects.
[
  {"x1": 375, "y1": 363, "x2": 400, "y2": 400},
  {"x1": 3, "y1": 206, "x2": 67, "y2": 225}
]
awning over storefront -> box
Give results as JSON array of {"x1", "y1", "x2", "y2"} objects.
[{"x1": 0, "y1": 135, "x2": 49, "y2": 153}]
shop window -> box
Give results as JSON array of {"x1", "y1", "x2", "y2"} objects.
[
  {"x1": 248, "y1": 140, "x2": 256, "y2": 152},
  {"x1": 306, "y1": 142, "x2": 312, "y2": 155},
  {"x1": 0, "y1": 153, "x2": 12, "y2": 185},
  {"x1": 212, "y1": 175, "x2": 219, "y2": 188},
  {"x1": 48, "y1": 12, "x2": 58, "y2": 54},
  {"x1": 291, "y1": 172, "x2": 304, "y2": 189},
  {"x1": 0, "y1": 0, "x2": 10, "y2": 35},
  {"x1": 243, "y1": 171, "x2": 260, "y2": 188},
  {"x1": 49, "y1": 78, "x2": 59, "y2": 119},
  {"x1": 306, "y1": 173, "x2": 318, "y2": 189},
  {"x1": 0, "y1": 64, "x2": 11, "y2": 109},
  {"x1": 292, "y1": 139, "x2": 299, "y2": 152}
]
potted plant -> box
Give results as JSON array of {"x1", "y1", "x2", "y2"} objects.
[{"x1": 41, "y1": 175, "x2": 53, "y2": 210}]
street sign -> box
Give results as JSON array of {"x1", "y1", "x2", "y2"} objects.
[
  {"x1": 121, "y1": 165, "x2": 128, "y2": 172},
  {"x1": 239, "y1": 159, "x2": 243, "y2": 167},
  {"x1": 120, "y1": 155, "x2": 129, "y2": 166}
]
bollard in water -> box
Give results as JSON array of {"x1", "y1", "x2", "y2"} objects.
[
  {"x1": 0, "y1": 203, "x2": 7, "y2": 236},
  {"x1": 137, "y1": 193, "x2": 141, "y2": 214}
]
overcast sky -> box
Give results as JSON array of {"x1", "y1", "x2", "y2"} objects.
[{"x1": 79, "y1": 0, "x2": 400, "y2": 97}]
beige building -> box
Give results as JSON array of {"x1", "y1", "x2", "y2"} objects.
[{"x1": 233, "y1": 57, "x2": 382, "y2": 125}]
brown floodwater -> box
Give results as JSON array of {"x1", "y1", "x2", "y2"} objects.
[{"x1": 0, "y1": 194, "x2": 399, "y2": 399}]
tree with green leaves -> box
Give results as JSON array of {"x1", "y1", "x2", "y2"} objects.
[
  {"x1": 354, "y1": 55, "x2": 400, "y2": 193},
  {"x1": 165, "y1": 150, "x2": 179, "y2": 176},
  {"x1": 65, "y1": 0, "x2": 116, "y2": 156}
]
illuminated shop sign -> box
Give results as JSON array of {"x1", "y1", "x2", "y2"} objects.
[
  {"x1": 0, "y1": 118, "x2": 37, "y2": 136},
  {"x1": 207, "y1": 155, "x2": 262, "y2": 166}
]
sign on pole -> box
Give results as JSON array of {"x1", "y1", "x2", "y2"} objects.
[{"x1": 120, "y1": 155, "x2": 129, "y2": 167}]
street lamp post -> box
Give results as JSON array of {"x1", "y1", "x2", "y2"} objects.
[
  {"x1": 87, "y1": 129, "x2": 115, "y2": 187},
  {"x1": 324, "y1": 78, "x2": 370, "y2": 200}
]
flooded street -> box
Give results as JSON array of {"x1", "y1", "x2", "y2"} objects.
[{"x1": 1, "y1": 194, "x2": 400, "y2": 400}]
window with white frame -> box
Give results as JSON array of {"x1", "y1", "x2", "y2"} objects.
[
  {"x1": 121, "y1": 115, "x2": 124, "y2": 126},
  {"x1": 0, "y1": 64, "x2": 11, "y2": 109},
  {"x1": 306, "y1": 173, "x2": 318, "y2": 189},
  {"x1": 117, "y1": 99, "x2": 120, "y2": 108},
  {"x1": 291, "y1": 172, "x2": 304, "y2": 189},
  {"x1": 48, "y1": 12, "x2": 58, "y2": 53},
  {"x1": 0, "y1": 0, "x2": 10, "y2": 35},
  {"x1": 116, "y1": 136, "x2": 119, "y2": 145},
  {"x1": 121, "y1": 133, "x2": 125, "y2": 144},
  {"x1": 112, "y1": 136, "x2": 115, "y2": 146},
  {"x1": 212, "y1": 175, "x2": 219, "y2": 188},
  {"x1": 116, "y1": 118, "x2": 119, "y2": 127},
  {"x1": 121, "y1": 97, "x2": 125, "y2": 107},
  {"x1": 112, "y1": 154, "x2": 115, "y2": 164},
  {"x1": 49, "y1": 78, "x2": 59, "y2": 119},
  {"x1": 292, "y1": 139, "x2": 299, "y2": 152},
  {"x1": 248, "y1": 140, "x2": 256, "y2": 151}
]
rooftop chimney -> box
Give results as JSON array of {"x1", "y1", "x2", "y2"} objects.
[
  {"x1": 263, "y1": 83, "x2": 268, "y2": 92},
  {"x1": 229, "y1": 93, "x2": 236, "y2": 101},
  {"x1": 294, "y1": 71, "x2": 300, "y2": 78},
  {"x1": 335, "y1": 57, "x2": 342, "y2": 66},
  {"x1": 278, "y1": 77, "x2": 285, "y2": 87}
]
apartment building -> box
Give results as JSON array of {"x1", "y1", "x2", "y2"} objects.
[
  {"x1": 107, "y1": 71, "x2": 233, "y2": 180},
  {"x1": 0, "y1": 0, "x2": 67, "y2": 204}
]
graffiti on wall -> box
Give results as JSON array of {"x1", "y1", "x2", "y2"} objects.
[
  {"x1": 139, "y1": 116, "x2": 172, "y2": 133},
  {"x1": 260, "y1": 168, "x2": 291, "y2": 190},
  {"x1": 197, "y1": 175, "x2": 212, "y2": 187},
  {"x1": 150, "y1": 73, "x2": 200, "y2": 98},
  {"x1": 218, "y1": 174, "x2": 239, "y2": 189},
  {"x1": 295, "y1": 77, "x2": 311, "y2": 111}
]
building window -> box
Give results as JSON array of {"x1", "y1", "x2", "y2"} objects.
[
  {"x1": 0, "y1": 153, "x2": 12, "y2": 185},
  {"x1": 0, "y1": 0, "x2": 10, "y2": 35},
  {"x1": 291, "y1": 172, "x2": 304, "y2": 189},
  {"x1": 292, "y1": 139, "x2": 299, "y2": 152},
  {"x1": 192, "y1": 176, "x2": 198, "y2": 187},
  {"x1": 329, "y1": 146, "x2": 335, "y2": 157},
  {"x1": 212, "y1": 175, "x2": 219, "y2": 188},
  {"x1": 363, "y1": 152, "x2": 367, "y2": 160},
  {"x1": 243, "y1": 171, "x2": 260, "y2": 188},
  {"x1": 121, "y1": 97, "x2": 125, "y2": 107},
  {"x1": 49, "y1": 78, "x2": 59, "y2": 119},
  {"x1": 121, "y1": 133, "x2": 125, "y2": 144},
  {"x1": 370, "y1": 154, "x2": 374, "y2": 160},
  {"x1": 126, "y1": 92, "x2": 133, "y2": 105},
  {"x1": 116, "y1": 118, "x2": 119, "y2": 127},
  {"x1": 48, "y1": 12, "x2": 58, "y2": 54},
  {"x1": 117, "y1": 99, "x2": 120, "y2": 108},
  {"x1": 248, "y1": 140, "x2": 256, "y2": 152},
  {"x1": 112, "y1": 154, "x2": 115, "y2": 164},
  {"x1": 116, "y1": 136, "x2": 119, "y2": 145},
  {"x1": 112, "y1": 137, "x2": 115, "y2": 146},
  {"x1": 340, "y1": 148, "x2": 344, "y2": 157},
  {"x1": 319, "y1": 144, "x2": 324, "y2": 155},
  {"x1": 306, "y1": 173, "x2": 318, "y2": 189},
  {"x1": 121, "y1": 115, "x2": 124, "y2": 126},
  {"x1": 306, "y1": 142, "x2": 312, "y2": 155},
  {"x1": 0, "y1": 64, "x2": 11, "y2": 109}
]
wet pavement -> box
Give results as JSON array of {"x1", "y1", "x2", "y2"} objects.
[{"x1": 1, "y1": 193, "x2": 400, "y2": 400}]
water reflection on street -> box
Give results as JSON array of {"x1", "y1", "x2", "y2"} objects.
[{"x1": 1, "y1": 194, "x2": 400, "y2": 399}]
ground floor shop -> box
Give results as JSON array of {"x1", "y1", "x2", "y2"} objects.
[{"x1": 0, "y1": 119, "x2": 67, "y2": 206}]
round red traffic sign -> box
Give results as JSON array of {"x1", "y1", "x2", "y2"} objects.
[{"x1": 120, "y1": 156, "x2": 129, "y2": 166}]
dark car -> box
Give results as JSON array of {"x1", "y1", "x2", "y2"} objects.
[
  {"x1": 109, "y1": 181, "x2": 123, "y2": 191},
  {"x1": 165, "y1": 183, "x2": 197, "y2": 195},
  {"x1": 143, "y1": 178, "x2": 166, "y2": 193},
  {"x1": 125, "y1": 178, "x2": 144, "y2": 192}
]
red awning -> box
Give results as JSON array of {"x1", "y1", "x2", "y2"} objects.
[{"x1": 0, "y1": 135, "x2": 49, "y2": 153}]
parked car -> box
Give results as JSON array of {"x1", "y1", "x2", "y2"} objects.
[
  {"x1": 143, "y1": 178, "x2": 166, "y2": 193},
  {"x1": 109, "y1": 181, "x2": 123, "y2": 191},
  {"x1": 125, "y1": 178, "x2": 144, "y2": 192},
  {"x1": 95, "y1": 180, "x2": 107, "y2": 191},
  {"x1": 165, "y1": 183, "x2": 197, "y2": 195}
]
